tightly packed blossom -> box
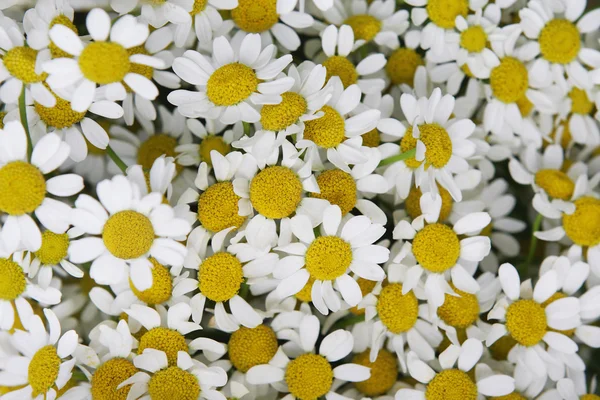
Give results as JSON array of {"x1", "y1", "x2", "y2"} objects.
[{"x1": 1, "y1": 0, "x2": 600, "y2": 399}]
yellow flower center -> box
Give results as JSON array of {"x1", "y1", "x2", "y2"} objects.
[
  {"x1": 489, "y1": 335, "x2": 517, "y2": 361},
  {"x1": 569, "y1": 88, "x2": 594, "y2": 115},
  {"x1": 425, "y1": 369, "x2": 478, "y2": 400},
  {"x1": 490, "y1": 393, "x2": 527, "y2": 400},
  {"x1": 460, "y1": 26, "x2": 487, "y2": 52},
  {"x1": 505, "y1": 299, "x2": 547, "y2": 347},
  {"x1": 547, "y1": 119, "x2": 572, "y2": 149},
  {"x1": 285, "y1": 354, "x2": 333, "y2": 400},
  {"x1": 349, "y1": 278, "x2": 377, "y2": 315},
  {"x1": 35, "y1": 231, "x2": 69, "y2": 265},
  {"x1": 303, "y1": 105, "x2": 346, "y2": 149},
  {"x1": 207, "y1": 62, "x2": 259, "y2": 107},
  {"x1": 490, "y1": 57, "x2": 529, "y2": 104},
  {"x1": 534, "y1": 169, "x2": 574, "y2": 200},
  {"x1": 228, "y1": 325, "x2": 278, "y2": 372},
  {"x1": 322, "y1": 56, "x2": 359, "y2": 88},
  {"x1": 581, "y1": 395, "x2": 600, "y2": 400},
  {"x1": 138, "y1": 327, "x2": 188, "y2": 366},
  {"x1": 353, "y1": 349, "x2": 398, "y2": 396},
  {"x1": 198, "y1": 182, "x2": 246, "y2": 232},
  {"x1": 198, "y1": 136, "x2": 231, "y2": 166},
  {"x1": 386, "y1": 48, "x2": 424, "y2": 86},
  {"x1": 563, "y1": 196, "x2": 600, "y2": 247},
  {"x1": 124, "y1": 46, "x2": 154, "y2": 93},
  {"x1": 295, "y1": 275, "x2": 316, "y2": 302},
  {"x1": 539, "y1": 19, "x2": 580, "y2": 64},
  {"x1": 426, "y1": 0, "x2": 469, "y2": 29},
  {"x1": 49, "y1": 15, "x2": 78, "y2": 59},
  {"x1": 102, "y1": 210, "x2": 155, "y2": 260},
  {"x1": 516, "y1": 94, "x2": 534, "y2": 117},
  {"x1": 0, "y1": 161, "x2": 46, "y2": 216},
  {"x1": 344, "y1": 15, "x2": 382, "y2": 42},
  {"x1": 3, "y1": 46, "x2": 47, "y2": 83},
  {"x1": 437, "y1": 285, "x2": 480, "y2": 328},
  {"x1": 361, "y1": 128, "x2": 381, "y2": 147},
  {"x1": 249, "y1": 166, "x2": 303, "y2": 219},
  {"x1": 148, "y1": 366, "x2": 200, "y2": 400},
  {"x1": 0, "y1": 111, "x2": 6, "y2": 129},
  {"x1": 28, "y1": 345, "x2": 61, "y2": 397},
  {"x1": 138, "y1": 134, "x2": 180, "y2": 172},
  {"x1": 35, "y1": 91, "x2": 86, "y2": 128},
  {"x1": 412, "y1": 223, "x2": 460, "y2": 273},
  {"x1": 260, "y1": 92, "x2": 307, "y2": 131},
  {"x1": 311, "y1": 169, "x2": 357, "y2": 215},
  {"x1": 401, "y1": 124, "x2": 453, "y2": 169},
  {"x1": 231, "y1": 0, "x2": 278, "y2": 33},
  {"x1": 190, "y1": 0, "x2": 209, "y2": 15},
  {"x1": 199, "y1": 252, "x2": 244, "y2": 302},
  {"x1": 91, "y1": 358, "x2": 138, "y2": 400},
  {"x1": 541, "y1": 292, "x2": 576, "y2": 336},
  {"x1": 0, "y1": 258, "x2": 26, "y2": 300},
  {"x1": 405, "y1": 184, "x2": 453, "y2": 221},
  {"x1": 130, "y1": 259, "x2": 172, "y2": 305},
  {"x1": 79, "y1": 42, "x2": 131, "y2": 84},
  {"x1": 305, "y1": 236, "x2": 353, "y2": 281},
  {"x1": 376, "y1": 283, "x2": 419, "y2": 334}
]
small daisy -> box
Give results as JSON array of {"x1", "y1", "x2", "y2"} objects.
[
  {"x1": 110, "y1": 0, "x2": 193, "y2": 28},
  {"x1": 274, "y1": 204, "x2": 389, "y2": 315},
  {"x1": 177, "y1": 119, "x2": 240, "y2": 167},
  {"x1": 553, "y1": 85, "x2": 600, "y2": 147},
  {"x1": 0, "y1": 121, "x2": 83, "y2": 253},
  {"x1": 23, "y1": 0, "x2": 77, "y2": 59},
  {"x1": 174, "y1": 0, "x2": 238, "y2": 46},
  {"x1": 170, "y1": 33, "x2": 294, "y2": 124}
]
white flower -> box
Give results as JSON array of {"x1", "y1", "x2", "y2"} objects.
[
  {"x1": 174, "y1": 0, "x2": 238, "y2": 47},
  {"x1": 177, "y1": 119, "x2": 241, "y2": 167},
  {"x1": 111, "y1": 0, "x2": 194, "y2": 28},
  {"x1": 23, "y1": 0, "x2": 75, "y2": 56}
]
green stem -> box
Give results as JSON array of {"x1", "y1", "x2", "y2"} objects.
[
  {"x1": 19, "y1": 86, "x2": 33, "y2": 160},
  {"x1": 379, "y1": 148, "x2": 416, "y2": 167},
  {"x1": 239, "y1": 282, "x2": 250, "y2": 300},
  {"x1": 330, "y1": 314, "x2": 364, "y2": 332},
  {"x1": 519, "y1": 213, "x2": 543, "y2": 275},
  {"x1": 106, "y1": 145, "x2": 128, "y2": 173},
  {"x1": 243, "y1": 122, "x2": 251, "y2": 136}
]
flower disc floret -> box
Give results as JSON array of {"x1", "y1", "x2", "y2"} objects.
[
  {"x1": 534, "y1": 169, "x2": 574, "y2": 200},
  {"x1": 569, "y1": 88, "x2": 594, "y2": 115},
  {"x1": 78, "y1": 42, "x2": 131, "y2": 84},
  {"x1": 305, "y1": 236, "x2": 353, "y2": 281},
  {"x1": 405, "y1": 185, "x2": 453, "y2": 221},
  {"x1": 344, "y1": 15, "x2": 382, "y2": 41},
  {"x1": 199, "y1": 252, "x2": 244, "y2": 302},
  {"x1": 28, "y1": 346, "x2": 61, "y2": 397},
  {"x1": 249, "y1": 166, "x2": 303, "y2": 219},
  {"x1": 437, "y1": 285, "x2": 480, "y2": 328},
  {"x1": 206, "y1": 63, "x2": 259, "y2": 106},
  {"x1": 411, "y1": 223, "x2": 460, "y2": 273},
  {"x1": 426, "y1": 0, "x2": 468, "y2": 29},
  {"x1": 401, "y1": 124, "x2": 453, "y2": 169},
  {"x1": 231, "y1": 0, "x2": 279, "y2": 33},
  {"x1": 322, "y1": 56, "x2": 358, "y2": 88},
  {"x1": 36, "y1": 231, "x2": 69, "y2": 265},
  {"x1": 91, "y1": 358, "x2": 138, "y2": 400},
  {"x1": 353, "y1": 349, "x2": 398, "y2": 396},
  {"x1": 539, "y1": 19, "x2": 581, "y2": 64},
  {"x1": 191, "y1": 0, "x2": 209, "y2": 15},
  {"x1": 386, "y1": 48, "x2": 424, "y2": 86},
  {"x1": 361, "y1": 129, "x2": 381, "y2": 147},
  {"x1": 228, "y1": 325, "x2": 278, "y2": 372},
  {"x1": 295, "y1": 275, "x2": 316, "y2": 302},
  {"x1": 505, "y1": 299, "x2": 547, "y2": 347},
  {"x1": 130, "y1": 259, "x2": 172, "y2": 305},
  {"x1": 102, "y1": 211, "x2": 155, "y2": 260},
  {"x1": 198, "y1": 182, "x2": 246, "y2": 232},
  {"x1": 199, "y1": 136, "x2": 231, "y2": 165},
  {"x1": 490, "y1": 57, "x2": 529, "y2": 104},
  {"x1": 460, "y1": 26, "x2": 487, "y2": 52},
  {"x1": 260, "y1": 92, "x2": 307, "y2": 131},
  {"x1": 376, "y1": 283, "x2": 419, "y2": 334},
  {"x1": 563, "y1": 196, "x2": 600, "y2": 247},
  {"x1": 138, "y1": 134, "x2": 180, "y2": 172},
  {"x1": 35, "y1": 94, "x2": 86, "y2": 128},
  {"x1": 311, "y1": 169, "x2": 357, "y2": 215},
  {"x1": 0, "y1": 258, "x2": 26, "y2": 301},
  {"x1": 303, "y1": 105, "x2": 346, "y2": 149},
  {"x1": 148, "y1": 366, "x2": 200, "y2": 400},
  {"x1": 0, "y1": 161, "x2": 46, "y2": 216},
  {"x1": 425, "y1": 369, "x2": 478, "y2": 400},
  {"x1": 138, "y1": 327, "x2": 188, "y2": 366},
  {"x1": 49, "y1": 15, "x2": 78, "y2": 59},
  {"x1": 285, "y1": 354, "x2": 333, "y2": 400},
  {"x1": 3, "y1": 47, "x2": 47, "y2": 83}
]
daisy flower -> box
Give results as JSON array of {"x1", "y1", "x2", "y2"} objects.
[
  {"x1": 23, "y1": 0, "x2": 77, "y2": 59},
  {"x1": 0, "y1": 121, "x2": 82, "y2": 253},
  {"x1": 274, "y1": 204, "x2": 389, "y2": 315},
  {"x1": 246, "y1": 314, "x2": 371, "y2": 400},
  {"x1": 396, "y1": 342, "x2": 516, "y2": 400},
  {"x1": 342, "y1": 344, "x2": 400, "y2": 398},
  {"x1": 553, "y1": 85, "x2": 600, "y2": 147},
  {"x1": 45, "y1": 8, "x2": 163, "y2": 112},
  {"x1": 176, "y1": 118, "x2": 240, "y2": 167},
  {"x1": 110, "y1": 0, "x2": 193, "y2": 28},
  {"x1": 170, "y1": 33, "x2": 294, "y2": 124},
  {"x1": 174, "y1": 0, "x2": 238, "y2": 46},
  {"x1": 68, "y1": 174, "x2": 191, "y2": 287}
]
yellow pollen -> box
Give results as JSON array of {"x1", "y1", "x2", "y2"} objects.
[
  {"x1": 437, "y1": 285, "x2": 480, "y2": 328},
  {"x1": 490, "y1": 57, "x2": 529, "y2": 104},
  {"x1": 295, "y1": 275, "x2": 316, "y2": 302},
  {"x1": 516, "y1": 94, "x2": 534, "y2": 117},
  {"x1": 249, "y1": 166, "x2": 303, "y2": 219},
  {"x1": 425, "y1": 369, "x2": 478, "y2": 400},
  {"x1": 0, "y1": 258, "x2": 26, "y2": 300},
  {"x1": 344, "y1": 15, "x2": 382, "y2": 42},
  {"x1": 353, "y1": 349, "x2": 398, "y2": 396},
  {"x1": 191, "y1": 0, "x2": 209, "y2": 15},
  {"x1": 563, "y1": 196, "x2": 600, "y2": 247},
  {"x1": 305, "y1": 236, "x2": 353, "y2": 281},
  {"x1": 349, "y1": 278, "x2": 377, "y2": 315},
  {"x1": 199, "y1": 136, "x2": 231, "y2": 166},
  {"x1": 199, "y1": 252, "x2": 244, "y2": 302},
  {"x1": 426, "y1": 0, "x2": 468, "y2": 29},
  {"x1": 547, "y1": 119, "x2": 572, "y2": 149},
  {"x1": 460, "y1": 26, "x2": 487, "y2": 52},
  {"x1": 2, "y1": 47, "x2": 47, "y2": 83},
  {"x1": 285, "y1": 354, "x2": 333, "y2": 400},
  {"x1": 489, "y1": 335, "x2": 517, "y2": 361},
  {"x1": 28, "y1": 345, "x2": 61, "y2": 397},
  {"x1": 505, "y1": 299, "x2": 547, "y2": 347},
  {"x1": 490, "y1": 393, "x2": 527, "y2": 400},
  {"x1": 0, "y1": 111, "x2": 6, "y2": 129},
  {"x1": 322, "y1": 56, "x2": 359, "y2": 88},
  {"x1": 228, "y1": 325, "x2": 278, "y2": 372},
  {"x1": 138, "y1": 134, "x2": 181, "y2": 172},
  {"x1": 311, "y1": 169, "x2": 357, "y2": 215},
  {"x1": 0, "y1": 161, "x2": 46, "y2": 215},
  {"x1": 401, "y1": 124, "x2": 453, "y2": 169},
  {"x1": 569, "y1": 88, "x2": 594, "y2": 115},
  {"x1": 91, "y1": 358, "x2": 138, "y2": 400},
  {"x1": 207, "y1": 63, "x2": 258, "y2": 106},
  {"x1": 386, "y1": 48, "x2": 424, "y2": 86},
  {"x1": 534, "y1": 169, "x2": 574, "y2": 200},
  {"x1": 78, "y1": 42, "x2": 131, "y2": 84},
  {"x1": 412, "y1": 223, "x2": 460, "y2": 273},
  {"x1": 138, "y1": 327, "x2": 188, "y2": 366},
  {"x1": 361, "y1": 128, "x2": 381, "y2": 147},
  {"x1": 148, "y1": 366, "x2": 200, "y2": 400},
  {"x1": 49, "y1": 15, "x2": 78, "y2": 59},
  {"x1": 231, "y1": 0, "x2": 278, "y2": 33},
  {"x1": 130, "y1": 259, "x2": 172, "y2": 305},
  {"x1": 376, "y1": 283, "x2": 419, "y2": 334},
  {"x1": 539, "y1": 19, "x2": 580, "y2": 64},
  {"x1": 303, "y1": 105, "x2": 346, "y2": 149},
  {"x1": 124, "y1": 46, "x2": 153, "y2": 93},
  {"x1": 102, "y1": 210, "x2": 155, "y2": 260},
  {"x1": 35, "y1": 91, "x2": 86, "y2": 128},
  {"x1": 260, "y1": 92, "x2": 307, "y2": 131},
  {"x1": 581, "y1": 395, "x2": 600, "y2": 400},
  {"x1": 36, "y1": 231, "x2": 69, "y2": 265},
  {"x1": 405, "y1": 184, "x2": 453, "y2": 221},
  {"x1": 198, "y1": 182, "x2": 246, "y2": 232}
]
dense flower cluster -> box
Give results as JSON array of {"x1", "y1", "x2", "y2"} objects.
[{"x1": 0, "y1": 0, "x2": 600, "y2": 399}]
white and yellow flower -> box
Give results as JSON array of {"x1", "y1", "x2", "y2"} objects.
[
  {"x1": 176, "y1": 119, "x2": 239, "y2": 167},
  {"x1": 174, "y1": 0, "x2": 238, "y2": 46},
  {"x1": 23, "y1": 0, "x2": 76, "y2": 59},
  {"x1": 110, "y1": 0, "x2": 194, "y2": 28}
]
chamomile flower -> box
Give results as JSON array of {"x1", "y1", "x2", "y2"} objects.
[
  {"x1": 176, "y1": 119, "x2": 239, "y2": 167},
  {"x1": 45, "y1": 8, "x2": 163, "y2": 112},
  {"x1": 23, "y1": 0, "x2": 76, "y2": 59},
  {"x1": 173, "y1": 0, "x2": 238, "y2": 47},
  {"x1": 553, "y1": 85, "x2": 600, "y2": 147},
  {"x1": 110, "y1": 0, "x2": 193, "y2": 28},
  {"x1": 0, "y1": 121, "x2": 83, "y2": 253},
  {"x1": 170, "y1": 33, "x2": 294, "y2": 124}
]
